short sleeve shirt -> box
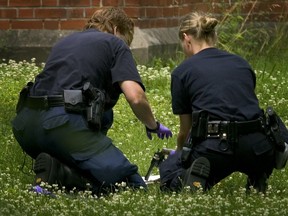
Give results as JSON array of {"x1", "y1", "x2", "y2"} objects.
[
  {"x1": 31, "y1": 29, "x2": 144, "y2": 110},
  {"x1": 171, "y1": 48, "x2": 262, "y2": 121}
]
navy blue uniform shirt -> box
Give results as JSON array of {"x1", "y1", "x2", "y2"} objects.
[
  {"x1": 31, "y1": 29, "x2": 144, "y2": 110},
  {"x1": 171, "y1": 48, "x2": 262, "y2": 121}
]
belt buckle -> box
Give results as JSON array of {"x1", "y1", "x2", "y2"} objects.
[{"x1": 207, "y1": 121, "x2": 220, "y2": 137}]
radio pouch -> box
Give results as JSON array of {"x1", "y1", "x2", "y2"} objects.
[{"x1": 63, "y1": 90, "x2": 84, "y2": 113}]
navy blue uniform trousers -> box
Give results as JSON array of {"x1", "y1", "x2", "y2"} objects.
[
  {"x1": 12, "y1": 106, "x2": 146, "y2": 190},
  {"x1": 160, "y1": 132, "x2": 275, "y2": 191}
]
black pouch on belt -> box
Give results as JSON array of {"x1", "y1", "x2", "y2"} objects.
[
  {"x1": 16, "y1": 81, "x2": 34, "y2": 113},
  {"x1": 191, "y1": 110, "x2": 209, "y2": 139},
  {"x1": 63, "y1": 90, "x2": 85, "y2": 113}
]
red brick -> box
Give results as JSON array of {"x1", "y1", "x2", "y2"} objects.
[
  {"x1": 66, "y1": 8, "x2": 85, "y2": 18},
  {"x1": 167, "y1": 18, "x2": 179, "y2": 27},
  {"x1": 59, "y1": 0, "x2": 91, "y2": 7},
  {"x1": 0, "y1": 8, "x2": 17, "y2": 18},
  {"x1": 44, "y1": 20, "x2": 59, "y2": 29},
  {"x1": 102, "y1": 0, "x2": 124, "y2": 7},
  {"x1": 179, "y1": 5, "x2": 195, "y2": 16},
  {"x1": 9, "y1": 0, "x2": 41, "y2": 7},
  {"x1": 124, "y1": 7, "x2": 141, "y2": 18},
  {"x1": 18, "y1": 9, "x2": 34, "y2": 18},
  {"x1": 42, "y1": 0, "x2": 58, "y2": 7},
  {"x1": 91, "y1": 0, "x2": 101, "y2": 6},
  {"x1": 11, "y1": 20, "x2": 43, "y2": 29},
  {"x1": 85, "y1": 8, "x2": 99, "y2": 18},
  {"x1": 0, "y1": 0, "x2": 8, "y2": 6},
  {"x1": 60, "y1": 19, "x2": 86, "y2": 30},
  {"x1": 162, "y1": 6, "x2": 178, "y2": 17},
  {"x1": 35, "y1": 8, "x2": 66, "y2": 19},
  {"x1": 192, "y1": 3, "x2": 213, "y2": 13},
  {"x1": 125, "y1": 0, "x2": 140, "y2": 6},
  {"x1": 140, "y1": 0, "x2": 166, "y2": 6},
  {"x1": 146, "y1": 7, "x2": 163, "y2": 18},
  {"x1": 0, "y1": 20, "x2": 10, "y2": 29}
]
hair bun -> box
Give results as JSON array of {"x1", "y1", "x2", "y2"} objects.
[{"x1": 200, "y1": 16, "x2": 218, "y2": 33}]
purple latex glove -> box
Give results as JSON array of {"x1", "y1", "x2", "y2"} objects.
[
  {"x1": 146, "y1": 122, "x2": 172, "y2": 140},
  {"x1": 31, "y1": 185, "x2": 56, "y2": 198}
]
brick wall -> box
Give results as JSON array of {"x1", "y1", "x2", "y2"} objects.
[{"x1": 0, "y1": 0, "x2": 287, "y2": 30}]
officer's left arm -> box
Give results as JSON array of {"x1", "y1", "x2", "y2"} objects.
[{"x1": 177, "y1": 114, "x2": 192, "y2": 150}]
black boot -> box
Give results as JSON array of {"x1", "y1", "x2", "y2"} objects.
[
  {"x1": 246, "y1": 173, "x2": 268, "y2": 194},
  {"x1": 33, "y1": 152, "x2": 91, "y2": 191},
  {"x1": 182, "y1": 157, "x2": 210, "y2": 191}
]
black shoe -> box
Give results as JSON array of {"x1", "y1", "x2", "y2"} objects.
[
  {"x1": 33, "y1": 152, "x2": 58, "y2": 185},
  {"x1": 182, "y1": 157, "x2": 210, "y2": 191}
]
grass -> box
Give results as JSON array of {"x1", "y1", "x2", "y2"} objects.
[{"x1": 0, "y1": 54, "x2": 288, "y2": 215}]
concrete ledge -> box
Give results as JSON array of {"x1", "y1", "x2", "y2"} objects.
[{"x1": 0, "y1": 27, "x2": 180, "y2": 64}]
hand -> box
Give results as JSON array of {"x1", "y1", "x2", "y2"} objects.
[{"x1": 146, "y1": 122, "x2": 173, "y2": 140}]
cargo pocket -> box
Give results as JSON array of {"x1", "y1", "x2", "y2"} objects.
[
  {"x1": 42, "y1": 115, "x2": 69, "y2": 130},
  {"x1": 11, "y1": 110, "x2": 30, "y2": 144},
  {"x1": 11, "y1": 108, "x2": 30, "y2": 132},
  {"x1": 253, "y1": 140, "x2": 273, "y2": 156},
  {"x1": 12, "y1": 115, "x2": 26, "y2": 132}
]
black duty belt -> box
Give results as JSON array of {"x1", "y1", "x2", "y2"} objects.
[
  {"x1": 207, "y1": 119, "x2": 265, "y2": 139},
  {"x1": 26, "y1": 95, "x2": 64, "y2": 109}
]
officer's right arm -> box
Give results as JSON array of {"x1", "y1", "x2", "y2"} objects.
[
  {"x1": 119, "y1": 80, "x2": 158, "y2": 130},
  {"x1": 177, "y1": 114, "x2": 192, "y2": 150}
]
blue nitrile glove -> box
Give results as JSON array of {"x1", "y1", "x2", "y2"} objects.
[{"x1": 146, "y1": 122, "x2": 172, "y2": 140}]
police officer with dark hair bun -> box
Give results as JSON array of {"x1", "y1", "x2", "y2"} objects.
[
  {"x1": 12, "y1": 7, "x2": 172, "y2": 195},
  {"x1": 159, "y1": 12, "x2": 287, "y2": 193}
]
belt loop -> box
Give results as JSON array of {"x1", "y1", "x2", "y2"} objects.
[
  {"x1": 227, "y1": 121, "x2": 238, "y2": 143},
  {"x1": 43, "y1": 95, "x2": 48, "y2": 110}
]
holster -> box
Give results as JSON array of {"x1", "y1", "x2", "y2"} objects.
[
  {"x1": 16, "y1": 82, "x2": 33, "y2": 113},
  {"x1": 266, "y1": 107, "x2": 285, "y2": 152},
  {"x1": 191, "y1": 110, "x2": 209, "y2": 139},
  {"x1": 82, "y1": 82, "x2": 105, "y2": 130},
  {"x1": 181, "y1": 110, "x2": 209, "y2": 169}
]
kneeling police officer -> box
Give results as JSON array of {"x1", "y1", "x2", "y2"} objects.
[
  {"x1": 159, "y1": 12, "x2": 288, "y2": 193},
  {"x1": 12, "y1": 7, "x2": 172, "y2": 195}
]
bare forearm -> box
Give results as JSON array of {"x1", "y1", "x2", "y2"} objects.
[
  {"x1": 128, "y1": 99, "x2": 157, "y2": 129},
  {"x1": 177, "y1": 114, "x2": 192, "y2": 150},
  {"x1": 119, "y1": 80, "x2": 157, "y2": 129},
  {"x1": 177, "y1": 133, "x2": 187, "y2": 150}
]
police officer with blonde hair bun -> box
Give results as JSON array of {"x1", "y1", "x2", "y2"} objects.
[{"x1": 159, "y1": 12, "x2": 288, "y2": 193}]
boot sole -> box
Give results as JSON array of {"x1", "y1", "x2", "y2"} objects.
[
  {"x1": 33, "y1": 153, "x2": 56, "y2": 185},
  {"x1": 182, "y1": 157, "x2": 210, "y2": 191}
]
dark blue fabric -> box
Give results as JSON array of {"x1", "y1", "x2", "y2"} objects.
[
  {"x1": 12, "y1": 107, "x2": 146, "y2": 189},
  {"x1": 159, "y1": 151, "x2": 184, "y2": 192},
  {"x1": 171, "y1": 48, "x2": 262, "y2": 120}
]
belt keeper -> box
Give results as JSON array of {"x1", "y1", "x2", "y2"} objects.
[
  {"x1": 227, "y1": 122, "x2": 238, "y2": 143},
  {"x1": 44, "y1": 95, "x2": 48, "y2": 110}
]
